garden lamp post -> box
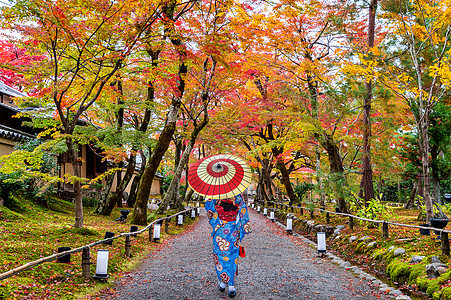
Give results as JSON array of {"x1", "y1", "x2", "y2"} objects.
[
  {"x1": 130, "y1": 225, "x2": 138, "y2": 237},
  {"x1": 178, "y1": 214, "x2": 183, "y2": 226},
  {"x1": 270, "y1": 211, "x2": 275, "y2": 221},
  {"x1": 153, "y1": 224, "x2": 161, "y2": 242},
  {"x1": 56, "y1": 247, "x2": 71, "y2": 263},
  {"x1": 93, "y1": 249, "x2": 109, "y2": 281},
  {"x1": 317, "y1": 231, "x2": 326, "y2": 256},
  {"x1": 103, "y1": 232, "x2": 115, "y2": 245},
  {"x1": 286, "y1": 217, "x2": 293, "y2": 234}
]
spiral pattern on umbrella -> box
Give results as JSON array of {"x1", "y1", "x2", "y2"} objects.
[{"x1": 187, "y1": 154, "x2": 252, "y2": 199}]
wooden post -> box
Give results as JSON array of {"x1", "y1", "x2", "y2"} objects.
[
  {"x1": 383, "y1": 221, "x2": 389, "y2": 239},
  {"x1": 300, "y1": 207, "x2": 303, "y2": 215},
  {"x1": 349, "y1": 216, "x2": 354, "y2": 230},
  {"x1": 148, "y1": 225, "x2": 154, "y2": 241},
  {"x1": 442, "y1": 232, "x2": 450, "y2": 256},
  {"x1": 165, "y1": 218, "x2": 170, "y2": 234},
  {"x1": 82, "y1": 247, "x2": 91, "y2": 279},
  {"x1": 125, "y1": 235, "x2": 131, "y2": 258},
  {"x1": 310, "y1": 209, "x2": 314, "y2": 219},
  {"x1": 326, "y1": 212, "x2": 330, "y2": 224}
]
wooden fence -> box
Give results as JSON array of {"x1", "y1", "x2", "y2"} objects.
[
  {"x1": 252, "y1": 202, "x2": 451, "y2": 256},
  {"x1": 0, "y1": 207, "x2": 198, "y2": 281}
]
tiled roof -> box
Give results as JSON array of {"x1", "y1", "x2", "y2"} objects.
[
  {"x1": 0, "y1": 102, "x2": 21, "y2": 113},
  {"x1": 0, "y1": 124, "x2": 35, "y2": 142},
  {"x1": 0, "y1": 80, "x2": 27, "y2": 98}
]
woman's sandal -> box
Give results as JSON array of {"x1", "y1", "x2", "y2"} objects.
[
  {"x1": 218, "y1": 282, "x2": 226, "y2": 292},
  {"x1": 228, "y1": 290, "x2": 237, "y2": 298}
]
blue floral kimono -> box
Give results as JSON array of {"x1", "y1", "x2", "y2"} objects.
[{"x1": 205, "y1": 194, "x2": 251, "y2": 286}]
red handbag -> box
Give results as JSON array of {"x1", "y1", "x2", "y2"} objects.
[{"x1": 239, "y1": 245, "x2": 246, "y2": 258}]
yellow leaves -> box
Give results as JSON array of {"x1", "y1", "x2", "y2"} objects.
[
  {"x1": 0, "y1": 149, "x2": 42, "y2": 175},
  {"x1": 368, "y1": 46, "x2": 381, "y2": 56},
  {"x1": 397, "y1": 73, "x2": 412, "y2": 86},
  {"x1": 429, "y1": 56, "x2": 451, "y2": 87},
  {"x1": 341, "y1": 52, "x2": 379, "y2": 83},
  {"x1": 411, "y1": 23, "x2": 429, "y2": 42},
  {"x1": 80, "y1": 167, "x2": 120, "y2": 189},
  {"x1": 245, "y1": 80, "x2": 262, "y2": 97}
]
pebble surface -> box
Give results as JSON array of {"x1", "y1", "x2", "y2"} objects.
[{"x1": 99, "y1": 209, "x2": 395, "y2": 300}]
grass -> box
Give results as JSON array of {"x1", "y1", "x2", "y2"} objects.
[{"x1": 0, "y1": 196, "x2": 197, "y2": 299}]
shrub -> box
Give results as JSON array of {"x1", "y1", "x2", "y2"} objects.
[
  {"x1": 408, "y1": 263, "x2": 426, "y2": 284},
  {"x1": 0, "y1": 173, "x2": 25, "y2": 209},
  {"x1": 417, "y1": 277, "x2": 441, "y2": 294},
  {"x1": 387, "y1": 260, "x2": 411, "y2": 282},
  {"x1": 82, "y1": 197, "x2": 98, "y2": 208}
]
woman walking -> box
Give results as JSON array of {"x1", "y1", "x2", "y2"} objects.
[{"x1": 205, "y1": 194, "x2": 251, "y2": 298}]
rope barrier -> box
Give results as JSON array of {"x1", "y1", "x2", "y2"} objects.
[
  {"x1": 265, "y1": 201, "x2": 451, "y2": 234},
  {"x1": 0, "y1": 207, "x2": 194, "y2": 281}
]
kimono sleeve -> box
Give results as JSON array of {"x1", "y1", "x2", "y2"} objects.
[
  {"x1": 205, "y1": 198, "x2": 221, "y2": 236},
  {"x1": 235, "y1": 194, "x2": 251, "y2": 242}
]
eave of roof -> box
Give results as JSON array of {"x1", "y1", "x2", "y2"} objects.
[
  {"x1": 0, "y1": 124, "x2": 35, "y2": 141},
  {"x1": 0, "y1": 80, "x2": 27, "y2": 98}
]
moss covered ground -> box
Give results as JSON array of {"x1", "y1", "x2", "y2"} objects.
[
  {"x1": 273, "y1": 204, "x2": 451, "y2": 300},
  {"x1": 0, "y1": 196, "x2": 197, "y2": 299}
]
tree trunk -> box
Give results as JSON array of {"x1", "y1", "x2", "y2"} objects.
[
  {"x1": 316, "y1": 146, "x2": 325, "y2": 208},
  {"x1": 157, "y1": 94, "x2": 210, "y2": 213},
  {"x1": 431, "y1": 143, "x2": 441, "y2": 204},
  {"x1": 131, "y1": 66, "x2": 187, "y2": 224},
  {"x1": 66, "y1": 140, "x2": 84, "y2": 228},
  {"x1": 95, "y1": 173, "x2": 115, "y2": 214},
  {"x1": 272, "y1": 147, "x2": 298, "y2": 205},
  {"x1": 320, "y1": 134, "x2": 349, "y2": 213},
  {"x1": 404, "y1": 182, "x2": 417, "y2": 209},
  {"x1": 360, "y1": 0, "x2": 378, "y2": 205},
  {"x1": 256, "y1": 168, "x2": 269, "y2": 204},
  {"x1": 157, "y1": 142, "x2": 194, "y2": 213},
  {"x1": 184, "y1": 188, "x2": 195, "y2": 203},
  {"x1": 420, "y1": 122, "x2": 433, "y2": 223},
  {"x1": 127, "y1": 168, "x2": 143, "y2": 208},
  {"x1": 115, "y1": 166, "x2": 123, "y2": 208},
  {"x1": 131, "y1": 1, "x2": 190, "y2": 225},
  {"x1": 102, "y1": 154, "x2": 137, "y2": 215},
  {"x1": 131, "y1": 107, "x2": 181, "y2": 225}
]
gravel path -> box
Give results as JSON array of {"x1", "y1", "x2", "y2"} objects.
[{"x1": 100, "y1": 209, "x2": 393, "y2": 300}]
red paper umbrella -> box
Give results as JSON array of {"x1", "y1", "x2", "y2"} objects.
[{"x1": 187, "y1": 154, "x2": 252, "y2": 199}]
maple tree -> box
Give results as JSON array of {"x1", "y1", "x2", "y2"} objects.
[
  {"x1": 131, "y1": 0, "x2": 195, "y2": 225},
  {"x1": 0, "y1": 40, "x2": 45, "y2": 91},
  {"x1": 156, "y1": 0, "x2": 262, "y2": 213},
  {"x1": 1, "y1": 0, "x2": 162, "y2": 227},
  {"x1": 239, "y1": 0, "x2": 359, "y2": 212}
]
